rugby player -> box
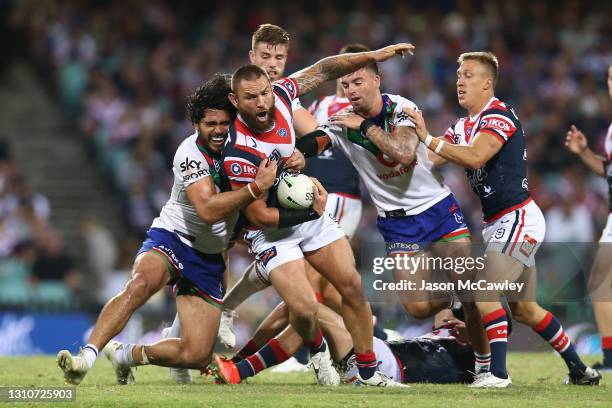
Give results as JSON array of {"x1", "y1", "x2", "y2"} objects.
[
  {"x1": 218, "y1": 43, "x2": 415, "y2": 387},
  {"x1": 293, "y1": 55, "x2": 490, "y2": 370},
  {"x1": 405, "y1": 51, "x2": 601, "y2": 387},
  {"x1": 56, "y1": 74, "x2": 278, "y2": 385},
  {"x1": 211, "y1": 303, "x2": 479, "y2": 385},
  {"x1": 564, "y1": 63, "x2": 612, "y2": 372}
]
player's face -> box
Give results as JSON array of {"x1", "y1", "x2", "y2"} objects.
[
  {"x1": 608, "y1": 65, "x2": 612, "y2": 100},
  {"x1": 249, "y1": 42, "x2": 289, "y2": 81},
  {"x1": 195, "y1": 109, "x2": 232, "y2": 154},
  {"x1": 340, "y1": 68, "x2": 381, "y2": 114},
  {"x1": 456, "y1": 60, "x2": 491, "y2": 110},
  {"x1": 232, "y1": 76, "x2": 275, "y2": 132}
]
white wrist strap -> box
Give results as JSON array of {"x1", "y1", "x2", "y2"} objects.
[
  {"x1": 434, "y1": 140, "x2": 445, "y2": 154},
  {"x1": 424, "y1": 134, "x2": 433, "y2": 147}
]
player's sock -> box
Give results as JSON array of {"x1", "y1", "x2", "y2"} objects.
[
  {"x1": 236, "y1": 339, "x2": 290, "y2": 380},
  {"x1": 602, "y1": 336, "x2": 612, "y2": 366},
  {"x1": 304, "y1": 329, "x2": 326, "y2": 355},
  {"x1": 81, "y1": 344, "x2": 98, "y2": 369},
  {"x1": 232, "y1": 339, "x2": 260, "y2": 363},
  {"x1": 294, "y1": 346, "x2": 309, "y2": 365},
  {"x1": 168, "y1": 314, "x2": 181, "y2": 337},
  {"x1": 355, "y1": 350, "x2": 377, "y2": 380},
  {"x1": 533, "y1": 311, "x2": 586, "y2": 375},
  {"x1": 483, "y1": 308, "x2": 509, "y2": 379},
  {"x1": 474, "y1": 352, "x2": 491, "y2": 374}
]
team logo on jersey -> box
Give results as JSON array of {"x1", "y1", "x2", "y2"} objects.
[
  {"x1": 278, "y1": 128, "x2": 287, "y2": 137},
  {"x1": 259, "y1": 246, "x2": 278, "y2": 267},
  {"x1": 494, "y1": 227, "x2": 506, "y2": 239},
  {"x1": 282, "y1": 80, "x2": 295, "y2": 95},
  {"x1": 230, "y1": 163, "x2": 242, "y2": 175},
  {"x1": 519, "y1": 234, "x2": 537, "y2": 258},
  {"x1": 521, "y1": 178, "x2": 528, "y2": 190}
]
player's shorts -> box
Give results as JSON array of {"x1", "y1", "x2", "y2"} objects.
[
  {"x1": 482, "y1": 198, "x2": 545, "y2": 267},
  {"x1": 599, "y1": 213, "x2": 612, "y2": 242},
  {"x1": 137, "y1": 228, "x2": 225, "y2": 309},
  {"x1": 326, "y1": 193, "x2": 362, "y2": 240},
  {"x1": 388, "y1": 338, "x2": 474, "y2": 384},
  {"x1": 244, "y1": 212, "x2": 345, "y2": 282},
  {"x1": 376, "y1": 194, "x2": 470, "y2": 255}
]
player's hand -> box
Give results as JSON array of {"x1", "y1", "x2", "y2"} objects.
[
  {"x1": 403, "y1": 108, "x2": 429, "y2": 141},
  {"x1": 371, "y1": 43, "x2": 415, "y2": 62},
  {"x1": 285, "y1": 149, "x2": 306, "y2": 171},
  {"x1": 565, "y1": 125, "x2": 588, "y2": 155},
  {"x1": 329, "y1": 112, "x2": 364, "y2": 130},
  {"x1": 310, "y1": 177, "x2": 328, "y2": 216},
  {"x1": 254, "y1": 158, "x2": 278, "y2": 191},
  {"x1": 441, "y1": 318, "x2": 467, "y2": 330}
]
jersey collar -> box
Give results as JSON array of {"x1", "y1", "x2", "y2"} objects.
[{"x1": 469, "y1": 96, "x2": 498, "y2": 122}]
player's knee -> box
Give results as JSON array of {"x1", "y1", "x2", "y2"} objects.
[
  {"x1": 402, "y1": 301, "x2": 432, "y2": 319},
  {"x1": 336, "y1": 272, "x2": 364, "y2": 304},
  {"x1": 288, "y1": 300, "x2": 318, "y2": 328}
]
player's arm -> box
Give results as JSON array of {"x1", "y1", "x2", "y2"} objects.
[
  {"x1": 329, "y1": 112, "x2": 417, "y2": 166},
  {"x1": 289, "y1": 43, "x2": 415, "y2": 96},
  {"x1": 295, "y1": 128, "x2": 333, "y2": 158},
  {"x1": 427, "y1": 148, "x2": 449, "y2": 167},
  {"x1": 186, "y1": 159, "x2": 277, "y2": 225},
  {"x1": 239, "y1": 178, "x2": 328, "y2": 229},
  {"x1": 565, "y1": 124, "x2": 606, "y2": 177},
  {"x1": 404, "y1": 108, "x2": 502, "y2": 170},
  {"x1": 293, "y1": 106, "x2": 319, "y2": 136}
]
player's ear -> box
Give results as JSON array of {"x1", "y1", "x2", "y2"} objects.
[
  {"x1": 248, "y1": 50, "x2": 255, "y2": 63},
  {"x1": 483, "y1": 77, "x2": 493, "y2": 91},
  {"x1": 228, "y1": 92, "x2": 239, "y2": 108}
]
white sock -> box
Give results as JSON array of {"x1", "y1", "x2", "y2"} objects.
[
  {"x1": 168, "y1": 314, "x2": 181, "y2": 337},
  {"x1": 82, "y1": 344, "x2": 98, "y2": 369},
  {"x1": 223, "y1": 261, "x2": 271, "y2": 310},
  {"x1": 474, "y1": 352, "x2": 491, "y2": 374}
]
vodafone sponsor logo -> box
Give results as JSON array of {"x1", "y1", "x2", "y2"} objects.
[{"x1": 376, "y1": 162, "x2": 416, "y2": 181}]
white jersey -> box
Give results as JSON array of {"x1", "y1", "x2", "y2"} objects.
[
  {"x1": 321, "y1": 93, "x2": 450, "y2": 216},
  {"x1": 309, "y1": 94, "x2": 351, "y2": 123},
  {"x1": 151, "y1": 133, "x2": 238, "y2": 254},
  {"x1": 605, "y1": 122, "x2": 612, "y2": 160}
]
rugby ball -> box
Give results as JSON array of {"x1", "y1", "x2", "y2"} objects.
[{"x1": 277, "y1": 174, "x2": 314, "y2": 210}]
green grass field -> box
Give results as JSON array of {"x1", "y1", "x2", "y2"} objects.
[{"x1": 0, "y1": 353, "x2": 609, "y2": 407}]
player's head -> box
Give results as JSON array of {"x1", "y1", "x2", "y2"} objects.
[
  {"x1": 249, "y1": 24, "x2": 290, "y2": 81},
  {"x1": 186, "y1": 73, "x2": 234, "y2": 154},
  {"x1": 456, "y1": 51, "x2": 498, "y2": 111},
  {"x1": 229, "y1": 64, "x2": 275, "y2": 133},
  {"x1": 339, "y1": 45, "x2": 380, "y2": 115},
  {"x1": 336, "y1": 43, "x2": 372, "y2": 97}
]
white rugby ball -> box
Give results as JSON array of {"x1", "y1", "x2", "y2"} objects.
[{"x1": 277, "y1": 174, "x2": 314, "y2": 210}]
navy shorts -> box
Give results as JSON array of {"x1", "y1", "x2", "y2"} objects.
[
  {"x1": 138, "y1": 228, "x2": 225, "y2": 308},
  {"x1": 377, "y1": 194, "x2": 470, "y2": 255}
]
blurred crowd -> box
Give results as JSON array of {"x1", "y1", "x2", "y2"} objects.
[
  {"x1": 0, "y1": 138, "x2": 81, "y2": 308},
  {"x1": 4, "y1": 0, "x2": 612, "y2": 329}
]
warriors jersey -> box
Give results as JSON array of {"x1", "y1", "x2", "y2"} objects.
[
  {"x1": 321, "y1": 94, "x2": 450, "y2": 215},
  {"x1": 306, "y1": 95, "x2": 360, "y2": 197},
  {"x1": 444, "y1": 97, "x2": 530, "y2": 221},
  {"x1": 151, "y1": 133, "x2": 238, "y2": 254}
]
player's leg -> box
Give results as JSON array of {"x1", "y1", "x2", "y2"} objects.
[
  {"x1": 588, "y1": 242, "x2": 612, "y2": 370},
  {"x1": 509, "y1": 265, "x2": 601, "y2": 385},
  {"x1": 57, "y1": 250, "x2": 171, "y2": 385}
]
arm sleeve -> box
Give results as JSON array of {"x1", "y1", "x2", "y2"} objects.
[
  {"x1": 273, "y1": 77, "x2": 300, "y2": 101},
  {"x1": 477, "y1": 111, "x2": 518, "y2": 144},
  {"x1": 174, "y1": 143, "x2": 211, "y2": 188}
]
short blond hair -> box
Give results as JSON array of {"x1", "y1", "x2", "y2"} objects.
[
  {"x1": 251, "y1": 24, "x2": 290, "y2": 50},
  {"x1": 458, "y1": 51, "x2": 499, "y2": 84}
]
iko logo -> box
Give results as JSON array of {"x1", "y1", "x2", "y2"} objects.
[
  {"x1": 180, "y1": 158, "x2": 202, "y2": 172},
  {"x1": 230, "y1": 162, "x2": 257, "y2": 176},
  {"x1": 484, "y1": 118, "x2": 513, "y2": 133},
  {"x1": 230, "y1": 163, "x2": 242, "y2": 175}
]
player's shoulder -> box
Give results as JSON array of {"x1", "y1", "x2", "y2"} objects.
[
  {"x1": 174, "y1": 133, "x2": 205, "y2": 162},
  {"x1": 481, "y1": 98, "x2": 516, "y2": 119},
  {"x1": 384, "y1": 93, "x2": 419, "y2": 110}
]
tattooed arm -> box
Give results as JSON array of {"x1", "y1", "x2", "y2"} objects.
[
  {"x1": 329, "y1": 112, "x2": 418, "y2": 166},
  {"x1": 289, "y1": 43, "x2": 414, "y2": 96}
]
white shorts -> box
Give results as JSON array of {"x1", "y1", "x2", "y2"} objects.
[
  {"x1": 599, "y1": 213, "x2": 612, "y2": 243},
  {"x1": 326, "y1": 193, "x2": 362, "y2": 240},
  {"x1": 244, "y1": 212, "x2": 345, "y2": 281},
  {"x1": 482, "y1": 199, "x2": 545, "y2": 267}
]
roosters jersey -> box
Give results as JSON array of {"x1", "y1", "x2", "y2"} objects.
[
  {"x1": 151, "y1": 133, "x2": 238, "y2": 254},
  {"x1": 321, "y1": 94, "x2": 450, "y2": 216},
  {"x1": 604, "y1": 123, "x2": 612, "y2": 211},
  {"x1": 306, "y1": 95, "x2": 360, "y2": 197},
  {"x1": 444, "y1": 97, "x2": 530, "y2": 221}
]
